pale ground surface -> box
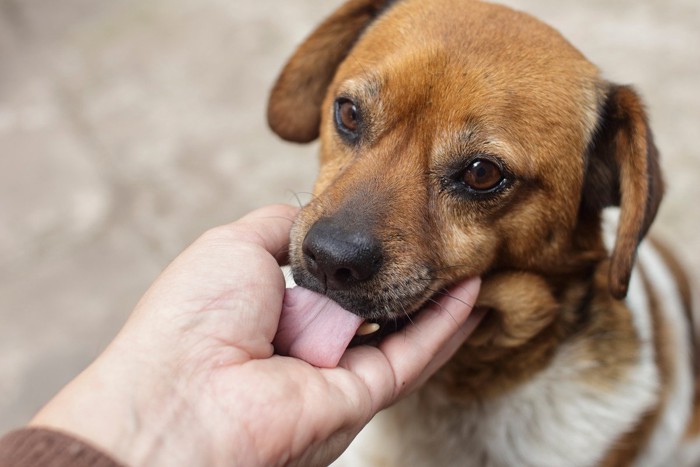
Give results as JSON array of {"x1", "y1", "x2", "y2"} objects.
[{"x1": 0, "y1": 0, "x2": 698, "y2": 433}]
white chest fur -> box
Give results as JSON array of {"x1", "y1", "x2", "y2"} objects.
[{"x1": 335, "y1": 332, "x2": 659, "y2": 467}]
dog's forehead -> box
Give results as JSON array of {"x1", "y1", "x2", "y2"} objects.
[
  {"x1": 358, "y1": 1, "x2": 597, "y2": 96},
  {"x1": 331, "y1": 0, "x2": 603, "y2": 161},
  {"x1": 363, "y1": 0, "x2": 588, "y2": 61}
]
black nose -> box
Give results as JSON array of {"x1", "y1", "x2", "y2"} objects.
[{"x1": 302, "y1": 217, "x2": 383, "y2": 290}]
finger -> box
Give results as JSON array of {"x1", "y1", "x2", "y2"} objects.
[
  {"x1": 339, "y1": 277, "x2": 481, "y2": 412},
  {"x1": 379, "y1": 277, "x2": 481, "y2": 398},
  {"x1": 411, "y1": 304, "x2": 487, "y2": 389},
  {"x1": 134, "y1": 206, "x2": 298, "y2": 345},
  {"x1": 160, "y1": 204, "x2": 298, "y2": 291},
  {"x1": 212, "y1": 204, "x2": 299, "y2": 263}
]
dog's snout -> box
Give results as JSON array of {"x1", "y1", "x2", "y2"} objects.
[{"x1": 302, "y1": 217, "x2": 383, "y2": 290}]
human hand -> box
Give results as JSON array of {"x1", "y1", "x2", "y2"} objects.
[{"x1": 30, "y1": 205, "x2": 481, "y2": 467}]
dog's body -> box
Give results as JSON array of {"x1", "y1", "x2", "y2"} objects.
[
  {"x1": 267, "y1": 0, "x2": 699, "y2": 465},
  {"x1": 336, "y1": 230, "x2": 699, "y2": 466}
]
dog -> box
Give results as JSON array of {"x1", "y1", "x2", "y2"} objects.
[{"x1": 267, "y1": 0, "x2": 699, "y2": 465}]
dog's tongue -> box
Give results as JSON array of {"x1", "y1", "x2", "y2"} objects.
[{"x1": 274, "y1": 287, "x2": 364, "y2": 368}]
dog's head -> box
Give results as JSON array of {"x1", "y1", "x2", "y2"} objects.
[{"x1": 268, "y1": 0, "x2": 662, "y2": 321}]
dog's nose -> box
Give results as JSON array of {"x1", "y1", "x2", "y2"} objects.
[{"x1": 302, "y1": 217, "x2": 383, "y2": 290}]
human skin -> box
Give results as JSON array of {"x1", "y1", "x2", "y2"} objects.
[{"x1": 29, "y1": 204, "x2": 482, "y2": 466}]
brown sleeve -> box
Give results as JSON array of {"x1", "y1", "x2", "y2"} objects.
[{"x1": 0, "y1": 428, "x2": 125, "y2": 467}]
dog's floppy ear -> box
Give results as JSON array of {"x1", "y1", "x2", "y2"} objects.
[
  {"x1": 582, "y1": 84, "x2": 664, "y2": 299},
  {"x1": 267, "y1": 0, "x2": 395, "y2": 143}
]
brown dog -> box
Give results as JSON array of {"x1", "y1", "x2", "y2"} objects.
[{"x1": 267, "y1": 0, "x2": 699, "y2": 465}]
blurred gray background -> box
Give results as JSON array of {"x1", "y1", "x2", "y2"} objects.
[{"x1": 1, "y1": 0, "x2": 698, "y2": 432}]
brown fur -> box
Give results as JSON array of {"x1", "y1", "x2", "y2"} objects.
[
  {"x1": 267, "y1": 0, "x2": 695, "y2": 464},
  {"x1": 687, "y1": 384, "x2": 700, "y2": 439}
]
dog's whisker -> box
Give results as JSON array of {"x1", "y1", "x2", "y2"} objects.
[
  {"x1": 424, "y1": 296, "x2": 466, "y2": 336},
  {"x1": 402, "y1": 304, "x2": 415, "y2": 327},
  {"x1": 259, "y1": 214, "x2": 296, "y2": 224},
  {"x1": 286, "y1": 189, "x2": 305, "y2": 208},
  {"x1": 273, "y1": 244, "x2": 292, "y2": 263},
  {"x1": 294, "y1": 190, "x2": 318, "y2": 199},
  {"x1": 428, "y1": 264, "x2": 474, "y2": 275},
  {"x1": 391, "y1": 300, "x2": 415, "y2": 343},
  {"x1": 425, "y1": 287, "x2": 476, "y2": 309},
  {"x1": 284, "y1": 189, "x2": 317, "y2": 208}
]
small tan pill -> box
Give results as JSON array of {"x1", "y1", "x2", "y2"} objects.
[{"x1": 356, "y1": 322, "x2": 381, "y2": 336}]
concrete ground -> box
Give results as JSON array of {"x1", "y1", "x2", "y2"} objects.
[{"x1": 1, "y1": 0, "x2": 698, "y2": 433}]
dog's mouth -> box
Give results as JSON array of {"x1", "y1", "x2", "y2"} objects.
[
  {"x1": 348, "y1": 311, "x2": 418, "y2": 346},
  {"x1": 272, "y1": 283, "x2": 459, "y2": 367},
  {"x1": 277, "y1": 220, "x2": 474, "y2": 366}
]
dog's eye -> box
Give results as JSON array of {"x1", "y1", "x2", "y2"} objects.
[
  {"x1": 463, "y1": 159, "x2": 503, "y2": 192},
  {"x1": 335, "y1": 98, "x2": 360, "y2": 140}
]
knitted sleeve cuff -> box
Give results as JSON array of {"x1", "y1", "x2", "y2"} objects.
[{"x1": 0, "y1": 427, "x2": 124, "y2": 467}]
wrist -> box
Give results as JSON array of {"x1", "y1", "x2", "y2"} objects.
[{"x1": 28, "y1": 348, "x2": 214, "y2": 467}]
